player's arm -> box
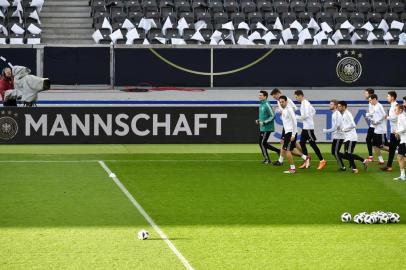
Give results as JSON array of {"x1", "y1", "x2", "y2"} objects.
[
  {"x1": 375, "y1": 104, "x2": 387, "y2": 124},
  {"x1": 289, "y1": 108, "x2": 298, "y2": 138},
  {"x1": 323, "y1": 114, "x2": 340, "y2": 133},
  {"x1": 343, "y1": 113, "x2": 356, "y2": 132},
  {"x1": 289, "y1": 98, "x2": 298, "y2": 111},
  {"x1": 263, "y1": 103, "x2": 275, "y2": 124},
  {"x1": 397, "y1": 118, "x2": 406, "y2": 135}
]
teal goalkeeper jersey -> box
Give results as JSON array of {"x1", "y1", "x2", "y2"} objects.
[{"x1": 258, "y1": 100, "x2": 275, "y2": 132}]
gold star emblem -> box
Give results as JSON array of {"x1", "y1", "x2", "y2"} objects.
[
  {"x1": 358, "y1": 53, "x2": 362, "y2": 58},
  {"x1": 1, "y1": 111, "x2": 4, "y2": 115},
  {"x1": 13, "y1": 113, "x2": 18, "y2": 117},
  {"x1": 337, "y1": 52, "x2": 342, "y2": 58},
  {"x1": 351, "y1": 50, "x2": 356, "y2": 55},
  {"x1": 344, "y1": 50, "x2": 349, "y2": 55},
  {"x1": 7, "y1": 111, "x2": 11, "y2": 115}
]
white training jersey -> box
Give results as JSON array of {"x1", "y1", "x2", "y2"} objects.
[
  {"x1": 387, "y1": 102, "x2": 398, "y2": 133},
  {"x1": 281, "y1": 106, "x2": 298, "y2": 136},
  {"x1": 277, "y1": 97, "x2": 297, "y2": 112},
  {"x1": 372, "y1": 102, "x2": 387, "y2": 134},
  {"x1": 324, "y1": 110, "x2": 345, "y2": 140},
  {"x1": 296, "y1": 99, "x2": 316, "y2": 130},
  {"x1": 342, "y1": 110, "x2": 358, "y2": 142},
  {"x1": 368, "y1": 103, "x2": 375, "y2": 128},
  {"x1": 397, "y1": 113, "x2": 406, "y2": 144}
]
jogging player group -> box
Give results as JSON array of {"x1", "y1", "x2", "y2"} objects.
[{"x1": 256, "y1": 88, "x2": 406, "y2": 180}]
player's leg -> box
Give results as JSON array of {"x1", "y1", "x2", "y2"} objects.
[
  {"x1": 373, "y1": 133, "x2": 386, "y2": 164},
  {"x1": 383, "y1": 133, "x2": 399, "y2": 171},
  {"x1": 293, "y1": 130, "x2": 309, "y2": 169},
  {"x1": 273, "y1": 129, "x2": 285, "y2": 166},
  {"x1": 394, "y1": 144, "x2": 406, "y2": 180},
  {"x1": 307, "y1": 130, "x2": 326, "y2": 170},
  {"x1": 299, "y1": 130, "x2": 309, "y2": 157},
  {"x1": 347, "y1": 141, "x2": 358, "y2": 172},
  {"x1": 366, "y1": 127, "x2": 374, "y2": 160},
  {"x1": 263, "y1": 132, "x2": 280, "y2": 155},
  {"x1": 350, "y1": 141, "x2": 369, "y2": 171},
  {"x1": 332, "y1": 139, "x2": 345, "y2": 170},
  {"x1": 259, "y1": 132, "x2": 271, "y2": 163},
  {"x1": 282, "y1": 133, "x2": 296, "y2": 173}
]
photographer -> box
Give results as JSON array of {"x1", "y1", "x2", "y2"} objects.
[{"x1": 0, "y1": 67, "x2": 16, "y2": 106}]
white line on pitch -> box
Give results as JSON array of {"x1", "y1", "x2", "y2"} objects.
[
  {"x1": 97, "y1": 160, "x2": 195, "y2": 270},
  {"x1": 0, "y1": 159, "x2": 342, "y2": 163}
]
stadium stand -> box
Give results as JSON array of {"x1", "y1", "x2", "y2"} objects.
[
  {"x1": 0, "y1": 0, "x2": 43, "y2": 44},
  {"x1": 91, "y1": 0, "x2": 406, "y2": 45}
]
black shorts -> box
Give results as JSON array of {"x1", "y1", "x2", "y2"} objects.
[
  {"x1": 300, "y1": 129, "x2": 317, "y2": 142},
  {"x1": 398, "y1": 143, "x2": 406, "y2": 157},
  {"x1": 373, "y1": 133, "x2": 388, "y2": 148},
  {"x1": 281, "y1": 128, "x2": 285, "y2": 139},
  {"x1": 282, "y1": 132, "x2": 297, "y2": 151}
]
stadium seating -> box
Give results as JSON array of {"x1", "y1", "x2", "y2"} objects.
[
  {"x1": 0, "y1": 0, "x2": 44, "y2": 44},
  {"x1": 91, "y1": 0, "x2": 406, "y2": 45}
]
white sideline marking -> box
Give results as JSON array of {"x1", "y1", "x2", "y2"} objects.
[{"x1": 97, "y1": 160, "x2": 195, "y2": 270}]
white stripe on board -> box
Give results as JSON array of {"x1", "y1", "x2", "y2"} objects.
[{"x1": 98, "y1": 160, "x2": 195, "y2": 270}]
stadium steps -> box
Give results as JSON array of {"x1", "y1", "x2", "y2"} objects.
[{"x1": 41, "y1": 0, "x2": 93, "y2": 44}]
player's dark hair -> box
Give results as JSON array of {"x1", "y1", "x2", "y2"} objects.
[
  {"x1": 388, "y1": 91, "x2": 397, "y2": 100},
  {"x1": 270, "y1": 88, "x2": 281, "y2": 95},
  {"x1": 279, "y1": 95, "x2": 287, "y2": 101},
  {"x1": 259, "y1": 90, "x2": 268, "y2": 98},
  {"x1": 396, "y1": 104, "x2": 404, "y2": 111},
  {"x1": 365, "y1": 88, "x2": 375, "y2": 95},
  {"x1": 338, "y1": 101, "x2": 347, "y2": 108},
  {"x1": 330, "y1": 99, "x2": 338, "y2": 106},
  {"x1": 294, "y1": 90, "x2": 304, "y2": 96},
  {"x1": 369, "y1": 94, "x2": 378, "y2": 100},
  {"x1": 403, "y1": 96, "x2": 406, "y2": 101}
]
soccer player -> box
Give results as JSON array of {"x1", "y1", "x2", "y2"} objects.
[
  {"x1": 294, "y1": 90, "x2": 326, "y2": 170},
  {"x1": 338, "y1": 101, "x2": 369, "y2": 173},
  {"x1": 394, "y1": 104, "x2": 406, "y2": 181},
  {"x1": 368, "y1": 94, "x2": 388, "y2": 165},
  {"x1": 364, "y1": 88, "x2": 375, "y2": 161},
  {"x1": 270, "y1": 88, "x2": 309, "y2": 167},
  {"x1": 256, "y1": 90, "x2": 280, "y2": 164},
  {"x1": 382, "y1": 91, "x2": 399, "y2": 172},
  {"x1": 279, "y1": 95, "x2": 298, "y2": 174},
  {"x1": 323, "y1": 99, "x2": 346, "y2": 170}
]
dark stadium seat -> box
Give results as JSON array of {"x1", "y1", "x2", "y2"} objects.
[
  {"x1": 241, "y1": 0, "x2": 256, "y2": 13},
  {"x1": 90, "y1": 0, "x2": 406, "y2": 45},
  {"x1": 214, "y1": 12, "x2": 229, "y2": 29},
  {"x1": 224, "y1": 0, "x2": 239, "y2": 13},
  {"x1": 231, "y1": 12, "x2": 246, "y2": 26},
  {"x1": 257, "y1": 1, "x2": 273, "y2": 13},
  {"x1": 290, "y1": 1, "x2": 306, "y2": 13},
  {"x1": 127, "y1": 0, "x2": 142, "y2": 12},
  {"x1": 373, "y1": 1, "x2": 388, "y2": 13},
  {"x1": 274, "y1": 1, "x2": 289, "y2": 13},
  {"x1": 210, "y1": 0, "x2": 224, "y2": 13}
]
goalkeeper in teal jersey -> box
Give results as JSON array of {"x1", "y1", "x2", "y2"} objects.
[{"x1": 256, "y1": 90, "x2": 281, "y2": 164}]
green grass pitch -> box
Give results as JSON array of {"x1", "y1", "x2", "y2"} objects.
[{"x1": 1, "y1": 144, "x2": 406, "y2": 269}]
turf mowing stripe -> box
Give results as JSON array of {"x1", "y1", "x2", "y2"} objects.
[
  {"x1": 0, "y1": 159, "x2": 348, "y2": 163},
  {"x1": 98, "y1": 160, "x2": 195, "y2": 270}
]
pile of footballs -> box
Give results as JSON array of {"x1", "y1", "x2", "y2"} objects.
[{"x1": 341, "y1": 211, "x2": 400, "y2": 224}]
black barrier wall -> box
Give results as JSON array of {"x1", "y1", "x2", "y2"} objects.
[
  {"x1": 0, "y1": 48, "x2": 36, "y2": 75},
  {"x1": 43, "y1": 47, "x2": 110, "y2": 85},
  {"x1": 0, "y1": 107, "x2": 258, "y2": 144},
  {"x1": 1, "y1": 46, "x2": 405, "y2": 87},
  {"x1": 114, "y1": 47, "x2": 406, "y2": 87}
]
